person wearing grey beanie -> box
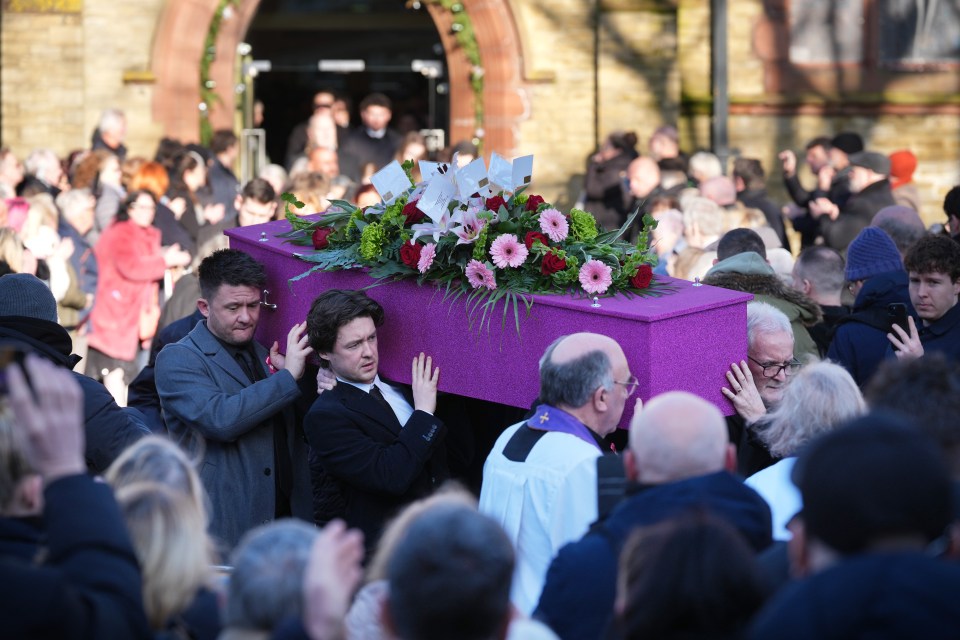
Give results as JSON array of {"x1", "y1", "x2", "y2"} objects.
[{"x1": 827, "y1": 228, "x2": 915, "y2": 386}]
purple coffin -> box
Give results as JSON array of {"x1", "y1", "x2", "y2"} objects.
[{"x1": 227, "y1": 220, "x2": 752, "y2": 428}]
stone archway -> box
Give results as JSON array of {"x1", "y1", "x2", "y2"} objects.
[{"x1": 151, "y1": 0, "x2": 527, "y2": 156}]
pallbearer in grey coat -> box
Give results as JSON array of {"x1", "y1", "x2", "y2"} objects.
[{"x1": 156, "y1": 249, "x2": 314, "y2": 551}]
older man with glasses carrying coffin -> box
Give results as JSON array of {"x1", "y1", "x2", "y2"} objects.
[{"x1": 723, "y1": 302, "x2": 801, "y2": 477}]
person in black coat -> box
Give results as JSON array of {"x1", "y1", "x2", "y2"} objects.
[
  {"x1": 811, "y1": 151, "x2": 896, "y2": 252},
  {"x1": 748, "y1": 414, "x2": 960, "y2": 640},
  {"x1": 0, "y1": 353, "x2": 151, "y2": 640},
  {"x1": 0, "y1": 274, "x2": 149, "y2": 473},
  {"x1": 827, "y1": 228, "x2": 914, "y2": 387},
  {"x1": 302, "y1": 289, "x2": 472, "y2": 554},
  {"x1": 337, "y1": 93, "x2": 401, "y2": 183},
  {"x1": 535, "y1": 392, "x2": 771, "y2": 640}
]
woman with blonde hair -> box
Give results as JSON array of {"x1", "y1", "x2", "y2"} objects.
[
  {"x1": 0, "y1": 228, "x2": 37, "y2": 275},
  {"x1": 107, "y1": 436, "x2": 220, "y2": 639},
  {"x1": 746, "y1": 359, "x2": 866, "y2": 540},
  {"x1": 115, "y1": 482, "x2": 218, "y2": 638},
  {"x1": 105, "y1": 435, "x2": 209, "y2": 521}
]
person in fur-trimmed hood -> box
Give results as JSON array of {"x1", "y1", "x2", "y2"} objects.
[{"x1": 703, "y1": 230, "x2": 822, "y2": 360}]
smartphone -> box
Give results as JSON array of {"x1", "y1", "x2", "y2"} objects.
[{"x1": 887, "y1": 302, "x2": 909, "y2": 336}]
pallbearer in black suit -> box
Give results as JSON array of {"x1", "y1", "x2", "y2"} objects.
[{"x1": 303, "y1": 289, "x2": 470, "y2": 552}]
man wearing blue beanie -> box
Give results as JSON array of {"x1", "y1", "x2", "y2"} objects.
[{"x1": 827, "y1": 227, "x2": 916, "y2": 386}]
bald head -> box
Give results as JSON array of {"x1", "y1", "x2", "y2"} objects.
[
  {"x1": 628, "y1": 157, "x2": 660, "y2": 199},
  {"x1": 550, "y1": 332, "x2": 621, "y2": 365},
  {"x1": 629, "y1": 392, "x2": 728, "y2": 484},
  {"x1": 539, "y1": 333, "x2": 631, "y2": 436}
]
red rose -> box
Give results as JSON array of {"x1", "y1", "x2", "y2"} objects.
[
  {"x1": 486, "y1": 195, "x2": 507, "y2": 211},
  {"x1": 541, "y1": 252, "x2": 567, "y2": 276},
  {"x1": 402, "y1": 200, "x2": 426, "y2": 224},
  {"x1": 630, "y1": 264, "x2": 654, "y2": 289},
  {"x1": 524, "y1": 231, "x2": 550, "y2": 250},
  {"x1": 525, "y1": 195, "x2": 546, "y2": 211},
  {"x1": 312, "y1": 227, "x2": 333, "y2": 250},
  {"x1": 400, "y1": 241, "x2": 422, "y2": 268}
]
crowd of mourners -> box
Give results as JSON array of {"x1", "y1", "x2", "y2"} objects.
[{"x1": 2, "y1": 92, "x2": 960, "y2": 640}]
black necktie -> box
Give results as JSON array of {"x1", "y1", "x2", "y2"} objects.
[
  {"x1": 369, "y1": 384, "x2": 394, "y2": 417},
  {"x1": 235, "y1": 349, "x2": 261, "y2": 383}
]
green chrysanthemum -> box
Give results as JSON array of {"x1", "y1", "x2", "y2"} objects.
[
  {"x1": 359, "y1": 222, "x2": 387, "y2": 260},
  {"x1": 569, "y1": 208, "x2": 599, "y2": 242}
]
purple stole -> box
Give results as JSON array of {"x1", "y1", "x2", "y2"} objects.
[{"x1": 527, "y1": 404, "x2": 603, "y2": 452}]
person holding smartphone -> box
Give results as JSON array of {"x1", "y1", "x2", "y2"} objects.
[{"x1": 887, "y1": 235, "x2": 960, "y2": 361}]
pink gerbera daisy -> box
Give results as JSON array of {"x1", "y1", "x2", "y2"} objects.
[
  {"x1": 465, "y1": 259, "x2": 497, "y2": 290},
  {"x1": 489, "y1": 233, "x2": 528, "y2": 269},
  {"x1": 579, "y1": 259, "x2": 613, "y2": 294},
  {"x1": 539, "y1": 208, "x2": 569, "y2": 243},
  {"x1": 417, "y1": 242, "x2": 437, "y2": 273}
]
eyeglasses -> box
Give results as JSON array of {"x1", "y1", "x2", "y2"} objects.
[
  {"x1": 614, "y1": 375, "x2": 639, "y2": 396},
  {"x1": 748, "y1": 356, "x2": 801, "y2": 378},
  {"x1": 314, "y1": 102, "x2": 334, "y2": 110}
]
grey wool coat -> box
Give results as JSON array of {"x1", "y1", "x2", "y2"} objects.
[{"x1": 156, "y1": 320, "x2": 313, "y2": 551}]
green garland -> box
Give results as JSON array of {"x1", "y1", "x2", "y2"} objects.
[
  {"x1": 420, "y1": 0, "x2": 485, "y2": 151},
  {"x1": 199, "y1": 0, "x2": 241, "y2": 146}
]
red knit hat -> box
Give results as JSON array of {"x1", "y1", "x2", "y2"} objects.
[{"x1": 888, "y1": 150, "x2": 917, "y2": 189}]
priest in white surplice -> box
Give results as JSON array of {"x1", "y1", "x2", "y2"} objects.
[{"x1": 478, "y1": 333, "x2": 634, "y2": 614}]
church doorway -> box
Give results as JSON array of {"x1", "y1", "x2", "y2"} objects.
[
  {"x1": 245, "y1": 0, "x2": 449, "y2": 168},
  {"x1": 151, "y1": 0, "x2": 526, "y2": 161}
]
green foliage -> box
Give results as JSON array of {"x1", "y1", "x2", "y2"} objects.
[
  {"x1": 277, "y1": 179, "x2": 674, "y2": 339},
  {"x1": 198, "y1": 0, "x2": 241, "y2": 146}
]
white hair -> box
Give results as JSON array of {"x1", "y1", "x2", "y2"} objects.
[
  {"x1": 759, "y1": 360, "x2": 865, "y2": 457},
  {"x1": 688, "y1": 151, "x2": 723, "y2": 181},
  {"x1": 23, "y1": 148, "x2": 59, "y2": 180},
  {"x1": 98, "y1": 108, "x2": 126, "y2": 134},
  {"x1": 682, "y1": 197, "x2": 724, "y2": 237},
  {"x1": 746, "y1": 301, "x2": 792, "y2": 348},
  {"x1": 56, "y1": 187, "x2": 93, "y2": 215}
]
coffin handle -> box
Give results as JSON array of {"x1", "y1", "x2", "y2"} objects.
[{"x1": 260, "y1": 289, "x2": 278, "y2": 310}]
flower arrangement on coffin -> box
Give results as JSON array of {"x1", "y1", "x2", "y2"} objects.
[{"x1": 278, "y1": 159, "x2": 673, "y2": 331}]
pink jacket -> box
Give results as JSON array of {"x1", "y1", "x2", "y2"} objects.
[{"x1": 88, "y1": 220, "x2": 166, "y2": 361}]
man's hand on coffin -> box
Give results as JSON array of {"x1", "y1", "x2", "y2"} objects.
[
  {"x1": 721, "y1": 360, "x2": 766, "y2": 424},
  {"x1": 411, "y1": 352, "x2": 439, "y2": 415},
  {"x1": 281, "y1": 321, "x2": 314, "y2": 381}
]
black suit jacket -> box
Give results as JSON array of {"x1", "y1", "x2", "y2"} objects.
[{"x1": 303, "y1": 380, "x2": 469, "y2": 550}]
